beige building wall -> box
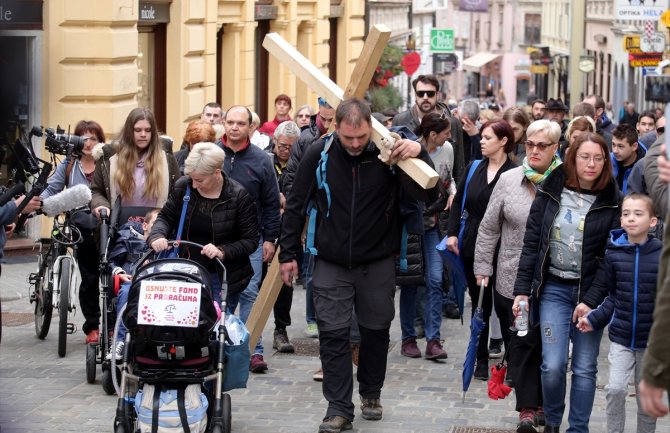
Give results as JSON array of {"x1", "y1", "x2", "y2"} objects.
[{"x1": 42, "y1": 0, "x2": 364, "y2": 146}]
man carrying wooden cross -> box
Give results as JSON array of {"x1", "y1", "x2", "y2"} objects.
[{"x1": 279, "y1": 98, "x2": 439, "y2": 433}]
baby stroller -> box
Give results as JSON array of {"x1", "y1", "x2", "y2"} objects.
[{"x1": 112, "y1": 240, "x2": 236, "y2": 433}]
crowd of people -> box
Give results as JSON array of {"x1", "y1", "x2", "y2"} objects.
[{"x1": 4, "y1": 75, "x2": 670, "y2": 433}]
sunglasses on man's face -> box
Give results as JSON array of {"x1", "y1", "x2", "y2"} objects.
[
  {"x1": 416, "y1": 90, "x2": 436, "y2": 98},
  {"x1": 657, "y1": 127, "x2": 665, "y2": 134}
]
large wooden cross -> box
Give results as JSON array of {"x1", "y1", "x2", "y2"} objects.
[{"x1": 245, "y1": 25, "x2": 438, "y2": 351}]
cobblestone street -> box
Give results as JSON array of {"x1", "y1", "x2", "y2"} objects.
[{"x1": 1, "y1": 255, "x2": 669, "y2": 433}]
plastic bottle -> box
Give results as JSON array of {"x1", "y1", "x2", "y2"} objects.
[{"x1": 515, "y1": 300, "x2": 528, "y2": 337}]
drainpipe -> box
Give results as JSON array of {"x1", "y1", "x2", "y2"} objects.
[{"x1": 568, "y1": 0, "x2": 586, "y2": 107}]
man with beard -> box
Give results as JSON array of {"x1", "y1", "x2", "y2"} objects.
[
  {"x1": 531, "y1": 99, "x2": 546, "y2": 121},
  {"x1": 393, "y1": 74, "x2": 464, "y2": 183}
]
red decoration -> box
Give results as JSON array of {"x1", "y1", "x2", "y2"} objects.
[{"x1": 401, "y1": 52, "x2": 421, "y2": 76}]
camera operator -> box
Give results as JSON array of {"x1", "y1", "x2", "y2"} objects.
[
  {"x1": 40, "y1": 120, "x2": 105, "y2": 344},
  {"x1": 0, "y1": 195, "x2": 41, "y2": 269}
]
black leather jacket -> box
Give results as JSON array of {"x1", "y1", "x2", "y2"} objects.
[{"x1": 148, "y1": 175, "x2": 260, "y2": 296}]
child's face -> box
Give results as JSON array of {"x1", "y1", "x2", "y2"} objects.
[
  {"x1": 612, "y1": 137, "x2": 637, "y2": 164},
  {"x1": 621, "y1": 199, "x2": 657, "y2": 240},
  {"x1": 142, "y1": 214, "x2": 157, "y2": 241}
]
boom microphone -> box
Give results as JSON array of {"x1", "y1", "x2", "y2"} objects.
[{"x1": 41, "y1": 184, "x2": 92, "y2": 217}]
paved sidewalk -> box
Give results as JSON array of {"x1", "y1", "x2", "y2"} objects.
[{"x1": 1, "y1": 255, "x2": 669, "y2": 432}]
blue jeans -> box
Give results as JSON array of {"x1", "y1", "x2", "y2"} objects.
[
  {"x1": 228, "y1": 240, "x2": 263, "y2": 354},
  {"x1": 115, "y1": 282, "x2": 131, "y2": 342},
  {"x1": 303, "y1": 251, "x2": 316, "y2": 325},
  {"x1": 399, "y1": 227, "x2": 444, "y2": 341},
  {"x1": 539, "y1": 278, "x2": 603, "y2": 432}
]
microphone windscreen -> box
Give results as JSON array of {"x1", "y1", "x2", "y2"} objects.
[{"x1": 42, "y1": 184, "x2": 92, "y2": 217}]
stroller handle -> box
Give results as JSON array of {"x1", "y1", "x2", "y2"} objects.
[{"x1": 140, "y1": 239, "x2": 227, "y2": 284}]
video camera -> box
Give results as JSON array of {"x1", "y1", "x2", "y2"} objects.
[{"x1": 43, "y1": 127, "x2": 86, "y2": 158}]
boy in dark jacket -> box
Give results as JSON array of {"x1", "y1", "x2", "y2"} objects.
[
  {"x1": 106, "y1": 209, "x2": 159, "y2": 360},
  {"x1": 578, "y1": 193, "x2": 661, "y2": 433}
]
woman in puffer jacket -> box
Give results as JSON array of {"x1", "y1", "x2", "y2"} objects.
[
  {"x1": 148, "y1": 143, "x2": 259, "y2": 304},
  {"x1": 513, "y1": 133, "x2": 622, "y2": 433}
]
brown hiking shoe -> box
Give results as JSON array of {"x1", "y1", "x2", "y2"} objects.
[
  {"x1": 273, "y1": 329, "x2": 295, "y2": 353},
  {"x1": 401, "y1": 337, "x2": 421, "y2": 358},
  {"x1": 425, "y1": 339, "x2": 448, "y2": 360},
  {"x1": 360, "y1": 396, "x2": 383, "y2": 420},
  {"x1": 318, "y1": 415, "x2": 352, "y2": 433}
]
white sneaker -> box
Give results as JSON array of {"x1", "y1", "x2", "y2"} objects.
[
  {"x1": 106, "y1": 341, "x2": 125, "y2": 361},
  {"x1": 305, "y1": 323, "x2": 318, "y2": 338}
]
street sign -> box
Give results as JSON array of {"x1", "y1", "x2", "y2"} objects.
[
  {"x1": 641, "y1": 31, "x2": 666, "y2": 52},
  {"x1": 661, "y1": 9, "x2": 670, "y2": 27},
  {"x1": 430, "y1": 29, "x2": 455, "y2": 53},
  {"x1": 530, "y1": 64, "x2": 548, "y2": 74},
  {"x1": 629, "y1": 51, "x2": 663, "y2": 67},
  {"x1": 616, "y1": 0, "x2": 665, "y2": 21},
  {"x1": 623, "y1": 34, "x2": 641, "y2": 53}
]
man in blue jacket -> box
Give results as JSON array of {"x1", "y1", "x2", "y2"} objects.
[
  {"x1": 221, "y1": 105, "x2": 281, "y2": 373},
  {"x1": 279, "y1": 98, "x2": 438, "y2": 433}
]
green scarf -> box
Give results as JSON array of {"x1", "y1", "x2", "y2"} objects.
[{"x1": 523, "y1": 154, "x2": 562, "y2": 184}]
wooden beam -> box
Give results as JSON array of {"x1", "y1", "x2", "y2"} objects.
[
  {"x1": 344, "y1": 25, "x2": 391, "y2": 99},
  {"x1": 263, "y1": 31, "x2": 439, "y2": 189},
  {"x1": 245, "y1": 251, "x2": 283, "y2": 352}
]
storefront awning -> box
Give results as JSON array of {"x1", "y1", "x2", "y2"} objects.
[{"x1": 462, "y1": 52, "x2": 500, "y2": 72}]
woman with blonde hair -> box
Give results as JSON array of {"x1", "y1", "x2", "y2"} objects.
[
  {"x1": 562, "y1": 116, "x2": 596, "y2": 159},
  {"x1": 91, "y1": 107, "x2": 180, "y2": 219},
  {"x1": 149, "y1": 142, "x2": 259, "y2": 304}
]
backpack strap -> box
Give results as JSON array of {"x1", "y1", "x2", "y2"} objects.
[
  {"x1": 177, "y1": 387, "x2": 192, "y2": 433},
  {"x1": 171, "y1": 184, "x2": 191, "y2": 257},
  {"x1": 305, "y1": 133, "x2": 335, "y2": 256},
  {"x1": 151, "y1": 384, "x2": 161, "y2": 433},
  {"x1": 460, "y1": 160, "x2": 481, "y2": 214},
  {"x1": 64, "y1": 157, "x2": 76, "y2": 182}
]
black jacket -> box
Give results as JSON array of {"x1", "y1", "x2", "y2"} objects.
[
  {"x1": 446, "y1": 158, "x2": 517, "y2": 258},
  {"x1": 587, "y1": 230, "x2": 661, "y2": 349},
  {"x1": 279, "y1": 134, "x2": 439, "y2": 267},
  {"x1": 221, "y1": 138, "x2": 281, "y2": 242},
  {"x1": 392, "y1": 102, "x2": 465, "y2": 184},
  {"x1": 148, "y1": 175, "x2": 260, "y2": 296},
  {"x1": 513, "y1": 166, "x2": 622, "y2": 308}
]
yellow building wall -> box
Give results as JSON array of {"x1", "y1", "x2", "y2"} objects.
[{"x1": 42, "y1": 0, "x2": 365, "y2": 145}]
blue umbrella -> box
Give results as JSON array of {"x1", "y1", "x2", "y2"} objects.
[
  {"x1": 462, "y1": 281, "x2": 487, "y2": 402},
  {"x1": 436, "y1": 236, "x2": 467, "y2": 323}
]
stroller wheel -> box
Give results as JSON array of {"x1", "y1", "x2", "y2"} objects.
[
  {"x1": 85, "y1": 344, "x2": 97, "y2": 384},
  {"x1": 209, "y1": 393, "x2": 231, "y2": 433},
  {"x1": 101, "y1": 364, "x2": 119, "y2": 395},
  {"x1": 222, "y1": 393, "x2": 231, "y2": 433}
]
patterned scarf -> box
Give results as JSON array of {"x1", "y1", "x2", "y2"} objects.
[{"x1": 523, "y1": 154, "x2": 562, "y2": 184}]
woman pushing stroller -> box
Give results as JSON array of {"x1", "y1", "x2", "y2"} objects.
[{"x1": 147, "y1": 142, "x2": 259, "y2": 305}]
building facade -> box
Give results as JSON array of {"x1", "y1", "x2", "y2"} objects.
[{"x1": 0, "y1": 0, "x2": 365, "y2": 240}]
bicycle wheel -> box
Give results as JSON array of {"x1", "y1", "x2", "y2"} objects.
[
  {"x1": 34, "y1": 251, "x2": 53, "y2": 340},
  {"x1": 85, "y1": 343, "x2": 97, "y2": 383},
  {"x1": 57, "y1": 257, "x2": 71, "y2": 357}
]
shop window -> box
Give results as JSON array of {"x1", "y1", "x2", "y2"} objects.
[{"x1": 524, "y1": 14, "x2": 541, "y2": 45}]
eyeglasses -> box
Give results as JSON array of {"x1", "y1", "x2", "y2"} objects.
[
  {"x1": 657, "y1": 127, "x2": 665, "y2": 134},
  {"x1": 416, "y1": 90, "x2": 436, "y2": 98},
  {"x1": 439, "y1": 109, "x2": 449, "y2": 120},
  {"x1": 524, "y1": 140, "x2": 554, "y2": 150},
  {"x1": 576, "y1": 153, "x2": 605, "y2": 164},
  {"x1": 277, "y1": 143, "x2": 292, "y2": 151}
]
